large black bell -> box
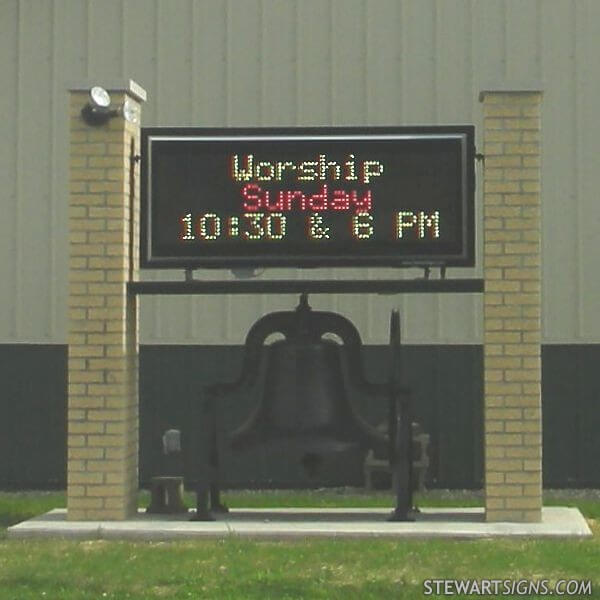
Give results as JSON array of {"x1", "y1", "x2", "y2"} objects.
[
  {"x1": 231, "y1": 338, "x2": 369, "y2": 454},
  {"x1": 228, "y1": 294, "x2": 386, "y2": 459},
  {"x1": 190, "y1": 294, "x2": 415, "y2": 522}
]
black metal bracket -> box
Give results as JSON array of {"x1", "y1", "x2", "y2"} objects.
[{"x1": 128, "y1": 278, "x2": 484, "y2": 295}]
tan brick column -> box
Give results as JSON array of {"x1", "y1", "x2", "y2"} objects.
[
  {"x1": 480, "y1": 89, "x2": 542, "y2": 522},
  {"x1": 68, "y1": 82, "x2": 146, "y2": 520}
]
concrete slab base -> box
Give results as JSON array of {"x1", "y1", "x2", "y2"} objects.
[{"x1": 7, "y1": 507, "x2": 591, "y2": 540}]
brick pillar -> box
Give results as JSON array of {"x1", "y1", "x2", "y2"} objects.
[
  {"x1": 68, "y1": 82, "x2": 146, "y2": 520},
  {"x1": 480, "y1": 89, "x2": 542, "y2": 522}
]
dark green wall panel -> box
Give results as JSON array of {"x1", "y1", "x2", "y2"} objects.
[
  {"x1": 542, "y1": 345, "x2": 600, "y2": 487},
  {"x1": 0, "y1": 345, "x2": 67, "y2": 488},
  {"x1": 0, "y1": 344, "x2": 598, "y2": 489},
  {"x1": 139, "y1": 345, "x2": 483, "y2": 489}
]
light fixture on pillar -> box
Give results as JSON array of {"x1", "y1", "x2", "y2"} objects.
[
  {"x1": 121, "y1": 98, "x2": 139, "y2": 124},
  {"x1": 81, "y1": 86, "x2": 140, "y2": 126}
]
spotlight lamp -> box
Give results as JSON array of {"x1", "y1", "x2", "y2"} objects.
[{"x1": 81, "y1": 86, "x2": 140, "y2": 126}]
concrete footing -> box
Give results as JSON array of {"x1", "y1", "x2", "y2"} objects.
[{"x1": 7, "y1": 507, "x2": 591, "y2": 540}]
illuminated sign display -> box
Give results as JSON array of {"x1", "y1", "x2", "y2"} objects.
[{"x1": 140, "y1": 127, "x2": 475, "y2": 268}]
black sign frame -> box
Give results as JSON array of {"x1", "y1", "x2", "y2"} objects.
[{"x1": 140, "y1": 126, "x2": 476, "y2": 269}]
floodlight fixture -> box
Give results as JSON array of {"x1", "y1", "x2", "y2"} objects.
[
  {"x1": 121, "y1": 97, "x2": 140, "y2": 124},
  {"x1": 90, "y1": 86, "x2": 111, "y2": 108},
  {"x1": 81, "y1": 86, "x2": 139, "y2": 126}
]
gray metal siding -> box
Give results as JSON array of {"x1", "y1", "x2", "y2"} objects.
[{"x1": 1, "y1": 0, "x2": 599, "y2": 344}]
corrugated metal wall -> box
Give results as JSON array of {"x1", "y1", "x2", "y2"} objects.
[{"x1": 1, "y1": 0, "x2": 599, "y2": 345}]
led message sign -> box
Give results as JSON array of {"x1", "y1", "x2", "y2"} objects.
[{"x1": 140, "y1": 127, "x2": 475, "y2": 268}]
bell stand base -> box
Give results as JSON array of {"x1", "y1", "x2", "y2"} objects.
[
  {"x1": 191, "y1": 484, "x2": 230, "y2": 522},
  {"x1": 387, "y1": 508, "x2": 415, "y2": 522}
]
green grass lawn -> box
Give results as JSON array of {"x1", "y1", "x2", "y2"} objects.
[{"x1": 0, "y1": 489, "x2": 598, "y2": 599}]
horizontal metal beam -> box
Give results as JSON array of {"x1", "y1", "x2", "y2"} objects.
[{"x1": 128, "y1": 279, "x2": 484, "y2": 295}]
